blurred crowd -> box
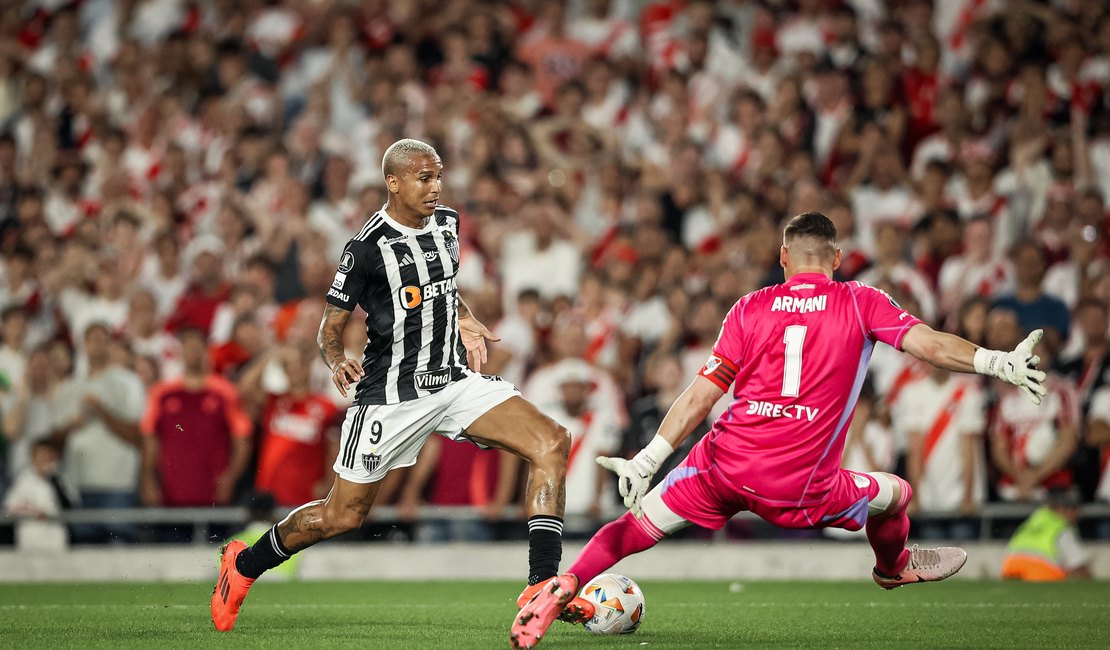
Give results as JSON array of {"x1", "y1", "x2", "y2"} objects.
[{"x1": 3, "y1": 0, "x2": 1110, "y2": 546}]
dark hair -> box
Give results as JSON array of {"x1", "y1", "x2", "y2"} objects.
[
  {"x1": 924, "y1": 159, "x2": 953, "y2": 176},
  {"x1": 31, "y1": 439, "x2": 61, "y2": 456},
  {"x1": 175, "y1": 325, "x2": 208, "y2": 342},
  {"x1": 783, "y1": 212, "x2": 837, "y2": 244}
]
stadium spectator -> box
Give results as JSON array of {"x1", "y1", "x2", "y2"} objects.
[
  {"x1": 3, "y1": 345, "x2": 60, "y2": 481},
  {"x1": 124, "y1": 290, "x2": 182, "y2": 382},
  {"x1": 1001, "y1": 488, "x2": 1091, "y2": 581},
  {"x1": 140, "y1": 328, "x2": 252, "y2": 519},
  {"x1": 857, "y1": 222, "x2": 938, "y2": 324},
  {"x1": 486, "y1": 288, "x2": 541, "y2": 388},
  {"x1": 49, "y1": 322, "x2": 145, "y2": 544},
  {"x1": 987, "y1": 308, "x2": 1079, "y2": 502},
  {"x1": 238, "y1": 345, "x2": 340, "y2": 508},
  {"x1": 897, "y1": 364, "x2": 987, "y2": 539},
  {"x1": 166, "y1": 235, "x2": 232, "y2": 337},
  {"x1": 524, "y1": 315, "x2": 624, "y2": 427},
  {"x1": 544, "y1": 360, "x2": 622, "y2": 522},
  {"x1": 623, "y1": 354, "x2": 711, "y2": 489},
  {"x1": 1043, "y1": 221, "x2": 1104, "y2": 313},
  {"x1": 2, "y1": 440, "x2": 71, "y2": 551},
  {"x1": 0, "y1": 305, "x2": 28, "y2": 390},
  {"x1": 846, "y1": 129, "x2": 915, "y2": 259},
  {"x1": 515, "y1": 1, "x2": 590, "y2": 107},
  {"x1": 0, "y1": 0, "x2": 1106, "y2": 548},
  {"x1": 993, "y1": 240, "x2": 1071, "y2": 353},
  {"x1": 937, "y1": 216, "x2": 1014, "y2": 318},
  {"x1": 1085, "y1": 382, "x2": 1110, "y2": 536}
]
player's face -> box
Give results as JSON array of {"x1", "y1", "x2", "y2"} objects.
[{"x1": 388, "y1": 154, "x2": 443, "y2": 219}]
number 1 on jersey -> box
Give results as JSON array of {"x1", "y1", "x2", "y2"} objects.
[{"x1": 781, "y1": 325, "x2": 807, "y2": 397}]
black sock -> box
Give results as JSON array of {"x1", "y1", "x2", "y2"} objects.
[
  {"x1": 527, "y1": 515, "x2": 563, "y2": 585},
  {"x1": 235, "y1": 526, "x2": 293, "y2": 579}
]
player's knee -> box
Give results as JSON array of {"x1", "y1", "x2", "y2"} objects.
[
  {"x1": 534, "y1": 422, "x2": 571, "y2": 465},
  {"x1": 322, "y1": 508, "x2": 365, "y2": 537},
  {"x1": 867, "y1": 472, "x2": 912, "y2": 518}
]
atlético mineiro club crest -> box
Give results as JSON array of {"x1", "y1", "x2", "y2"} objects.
[
  {"x1": 444, "y1": 230, "x2": 459, "y2": 264},
  {"x1": 362, "y1": 453, "x2": 381, "y2": 474}
]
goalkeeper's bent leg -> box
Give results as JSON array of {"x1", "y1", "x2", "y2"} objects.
[
  {"x1": 568, "y1": 485, "x2": 686, "y2": 585},
  {"x1": 864, "y1": 473, "x2": 913, "y2": 577}
]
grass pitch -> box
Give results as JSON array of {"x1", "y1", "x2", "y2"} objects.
[{"x1": 1, "y1": 580, "x2": 1108, "y2": 648}]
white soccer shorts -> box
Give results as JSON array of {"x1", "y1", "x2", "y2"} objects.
[{"x1": 333, "y1": 372, "x2": 521, "y2": 483}]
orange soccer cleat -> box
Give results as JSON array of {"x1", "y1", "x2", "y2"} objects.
[
  {"x1": 211, "y1": 540, "x2": 256, "y2": 632},
  {"x1": 516, "y1": 578, "x2": 595, "y2": 624},
  {"x1": 511, "y1": 574, "x2": 587, "y2": 649}
]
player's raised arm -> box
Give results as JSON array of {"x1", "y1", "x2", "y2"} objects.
[
  {"x1": 901, "y1": 323, "x2": 1047, "y2": 404},
  {"x1": 597, "y1": 375, "x2": 725, "y2": 516},
  {"x1": 317, "y1": 303, "x2": 363, "y2": 397}
]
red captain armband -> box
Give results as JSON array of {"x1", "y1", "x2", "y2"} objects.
[{"x1": 700, "y1": 354, "x2": 739, "y2": 390}]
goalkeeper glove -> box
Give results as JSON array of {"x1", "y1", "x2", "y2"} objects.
[
  {"x1": 973, "y1": 329, "x2": 1048, "y2": 405},
  {"x1": 596, "y1": 435, "x2": 674, "y2": 517}
]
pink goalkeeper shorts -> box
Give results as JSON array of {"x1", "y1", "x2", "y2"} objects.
[{"x1": 659, "y1": 438, "x2": 880, "y2": 532}]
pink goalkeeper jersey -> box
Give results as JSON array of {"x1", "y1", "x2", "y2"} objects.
[{"x1": 698, "y1": 272, "x2": 922, "y2": 507}]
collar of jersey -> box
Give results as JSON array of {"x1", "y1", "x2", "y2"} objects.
[
  {"x1": 378, "y1": 208, "x2": 437, "y2": 235},
  {"x1": 786, "y1": 272, "x2": 832, "y2": 285}
]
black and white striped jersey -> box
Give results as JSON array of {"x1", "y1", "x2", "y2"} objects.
[{"x1": 325, "y1": 205, "x2": 469, "y2": 404}]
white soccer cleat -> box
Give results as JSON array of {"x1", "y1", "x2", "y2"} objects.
[{"x1": 872, "y1": 545, "x2": 968, "y2": 589}]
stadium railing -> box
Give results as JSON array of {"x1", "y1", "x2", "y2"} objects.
[{"x1": 2, "y1": 502, "x2": 1110, "y2": 545}]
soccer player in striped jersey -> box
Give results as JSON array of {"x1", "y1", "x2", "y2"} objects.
[
  {"x1": 212, "y1": 139, "x2": 593, "y2": 631},
  {"x1": 511, "y1": 212, "x2": 1048, "y2": 649}
]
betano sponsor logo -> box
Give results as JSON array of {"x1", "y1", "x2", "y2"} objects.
[
  {"x1": 399, "y1": 278, "x2": 456, "y2": 309},
  {"x1": 745, "y1": 400, "x2": 820, "y2": 421}
]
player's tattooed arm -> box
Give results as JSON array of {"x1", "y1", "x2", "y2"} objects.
[{"x1": 318, "y1": 303, "x2": 363, "y2": 397}]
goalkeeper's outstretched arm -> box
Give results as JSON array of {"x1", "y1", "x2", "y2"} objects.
[
  {"x1": 900, "y1": 323, "x2": 1048, "y2": 404},
  {"x1": 597, "y1": 376, "x2": 724, "y2": 516}
]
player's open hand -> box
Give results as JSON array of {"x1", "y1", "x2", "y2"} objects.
[
  {"x1": 331, "y1": 358, "x2": 364, "y2": 397},
  {"x1": 459, "y1": 315, "x2": 500, "y2": 372},
  {"x1": 999, "y1": 329, "x2": 1048, "y2": 405},
  {"x1": 596, "y1": 455, "x2": 652, "y2": 518}
]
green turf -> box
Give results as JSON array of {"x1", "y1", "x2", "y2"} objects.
[{"x1": 1, "y1": 580, "x2": 1109, "y2": 649}]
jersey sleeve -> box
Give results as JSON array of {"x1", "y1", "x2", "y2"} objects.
[
  {"x1": 140, "y1": 382, "x2": 166, "y2": 436},
  {"x1": 326, "y1": 240, "x2": 370, "y2": 312},
  {"x1": 701, "y1": 297, "x2": 746, "y2": 390},
  {"x1": 850, "y1": 282, "x2": 923, "y2": 350}
]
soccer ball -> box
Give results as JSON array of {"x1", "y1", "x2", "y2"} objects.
[{"x1": 579, "y1": 573, "x2": 645, "y2": 635}]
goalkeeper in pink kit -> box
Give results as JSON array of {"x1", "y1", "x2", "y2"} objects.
[{"x1": 511, "y1": 212, "x2": 1048, "y2": 649}]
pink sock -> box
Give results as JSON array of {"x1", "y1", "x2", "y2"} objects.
[
  {"x1": 866, "y1": 477, "x2": 913, "y2": 576},
  {"x1": 568, "y1": 512, "x2": 664, "y2": 585}
]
